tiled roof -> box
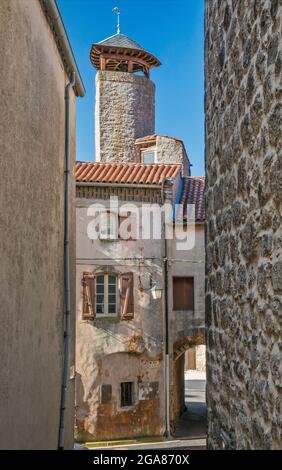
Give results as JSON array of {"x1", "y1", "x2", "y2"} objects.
[
  {"x1": 76, "y1": 162, "x2": 181, "y2": 185},
  {"x1": 98, "y1": 33, "x2": 144, "y2": 51},
  {"x1": 179, "y1": 177, "x2": 205, "y2": 222}
]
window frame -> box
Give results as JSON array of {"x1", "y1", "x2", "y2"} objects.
[
  {"x1": 95, "y1": 273, "x2": 119, "y2": 317},
  {"x1": 120, "y1": 381, "x2": 135, "y2": 408},
  {"x1": 141, "y1": 147, "x2": 157, "y2": 164}
]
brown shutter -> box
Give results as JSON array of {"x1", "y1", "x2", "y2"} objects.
[
  {"x1": 120, "y1": 272, "x2": 134, "y2": 319},
  {"x1": 82, "y1": 273, "x2": 95, "y2": 320},
  {"x1": 173, "y1": 277, "x2": 194, "y2": 311}
]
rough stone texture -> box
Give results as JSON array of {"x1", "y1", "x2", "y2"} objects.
[
  {"x1": 95, "y1": 71, "x2": 155, "y2": 162},
  {"x1": 205, "y1": 0, "x2": 282, "y2": 450},
  {"x1": 156, "y1": 136, "x2": 190, "y2": 176},
  {"x1": 0, "y1": 0, "x2": 76, "y2": 449}
]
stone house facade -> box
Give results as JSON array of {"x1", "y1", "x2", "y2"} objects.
[
  {"x1": 205, "y1": 0, "x2": 282, "y2": 450},
  {"x1": 75, "y1": 164, "x2": 205, "y2": 441},
  {"x1": 75, "y1": 30, "x2": 205, "y2": 441},
  {"x1": 0, "y1": 0, "x2": 85, "y2": 449}
]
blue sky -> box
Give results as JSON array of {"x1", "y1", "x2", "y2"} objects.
[{"x1": 57, "y1": 0, "x2": 204, "y2": 176}]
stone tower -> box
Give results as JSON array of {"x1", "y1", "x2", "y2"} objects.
[{"x1": 90, "y1": 33, "x2": 160, "y2": 162}]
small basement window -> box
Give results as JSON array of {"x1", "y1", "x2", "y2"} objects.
[{"x1": 121, "y1": 382, "x2": 134, "y2": 407}]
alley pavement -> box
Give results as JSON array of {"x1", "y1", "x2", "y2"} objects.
[{"x1": 175, "y1": 370, "x2": 206, "y2": 440}]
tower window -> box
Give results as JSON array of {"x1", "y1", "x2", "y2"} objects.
[
  {"x1": 141, "y1": 149, "x2": 156, "y2": 164},
  {"x1": 120, "y1": 382, "x2": 134, "y2": 407}
]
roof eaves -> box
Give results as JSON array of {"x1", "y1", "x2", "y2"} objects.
[{"x1": 40, "y1": 0, "x2": 85, "y2": 97}]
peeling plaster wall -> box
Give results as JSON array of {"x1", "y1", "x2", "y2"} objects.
[
  {"x1": 76, "y1": 198, "x2": 165, "y2": 441},
  {"x1": 205, "y1": 0, "x2": 282, "y2": 450},
  {"x1": 167, "y1": 224, "x2": 205, "y2": 428},
  {"x1": 0, "y1": 0, "x2": 76, "y2": 449},
  {"x1": 76, "y1": 195, "x2": 206, "y2": 440},
  {"x1": 169, "y1": 225, "x2": 206, "y2": 346}
]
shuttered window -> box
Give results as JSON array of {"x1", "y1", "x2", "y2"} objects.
[
  {"x1": 120, "y1": 272, "x2": 134, "y2": 319},
  {"x1": 82, "y1": 273, "x2": 95, "y2": 320},
  {"x1": 82, "y1": 272, "x2": 134, "y2": 319},
  {"x1": 173, "y1": 277, "x2": 194, "y2": 311}
]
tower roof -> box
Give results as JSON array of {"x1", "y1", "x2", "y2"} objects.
[
  {"x1": 90, "y1": 33, "x2": 161, "y2": 76},
  {"x1": 97, "y1": 33, "x2": 144, "y2": 51}
]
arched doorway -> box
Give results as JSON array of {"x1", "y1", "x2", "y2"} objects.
[{"x1": 171, "y1": 332, "x2": 206, "y2": 439}]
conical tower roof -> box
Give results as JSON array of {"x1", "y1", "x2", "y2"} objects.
[
  {"x1": 90, "y1": 32, "x2": 160, "y2": 75},
  {"x1": 98, "y1": 33, "x2": 144, "y2": 51}
]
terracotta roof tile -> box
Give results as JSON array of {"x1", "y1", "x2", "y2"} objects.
[
  {"x1": 179, "y1": 177, "x2": 205, "y2": 222},
  {"x1": 76, "y1": 162, "x2": 181, "y2": 185}
]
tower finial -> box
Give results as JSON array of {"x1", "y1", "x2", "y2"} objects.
[{"x1": 112, "y1": 7, "x2": 121, "y2": 34}]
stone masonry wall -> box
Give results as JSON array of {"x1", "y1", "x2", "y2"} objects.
[
  {"x1": 205, "y1": 0, "x2": 282, "y2": 449},
  {"x1": 156, "y1": 135, "x2": 190, "y2": 176},
  {"x1": 95, "y1": 71, "x2": 155, "y2": 162}
]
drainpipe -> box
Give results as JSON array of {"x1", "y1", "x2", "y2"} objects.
[
  {"x1": 164, "y1": 242, "x2": 171, "y2": 438},
  {"x1": 58, "y1": 72, "x2": 76, "y2": 450},
  {"x1": 161, "y1": 180, "x2": 171, "y2": 439}
]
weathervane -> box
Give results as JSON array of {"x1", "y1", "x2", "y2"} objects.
[{"x1": 112, "y1": 7, "x2": 121, "y2": 35}]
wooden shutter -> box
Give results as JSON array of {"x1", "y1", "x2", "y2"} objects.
[
  {"x1": 120, "y1": 272, "x2": 134, "y2": 319},
  {"x1": 173, "y1": 277, "x2": 194, "y2": 311},
  {"x1": 82, "y1": 273, "x2": 95, "y2": 320}
]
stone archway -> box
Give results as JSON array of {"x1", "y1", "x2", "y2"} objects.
[{"x1": 171, "y1": 330, "x2": 206, "y2": 437}]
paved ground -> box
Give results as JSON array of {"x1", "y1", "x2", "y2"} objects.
[{"x1": 174, "y1": 370, "x2": 206, "y2": 441}]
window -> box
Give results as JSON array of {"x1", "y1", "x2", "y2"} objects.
[
  {"x1": 121, "y1": 382, "x2": 134, "y2": 407},
  {"x1": 141, "y1": 149, "x2": 156, "y2": 164},
  {"x1": 96, "y1": 274, "x2": 118, "y2": 316},
  {"x1": 101, "y1": 384, "x2": 112, "y2": 404},
  {"x1": 81, "y1": 272, "x2": 134, "y2": 320},
  {"x1": 99, "y1": 211, "x2": 118, "y2": 240},
  {"x1": 173, "y1": 277, "x2": 194, "y2": 311}
]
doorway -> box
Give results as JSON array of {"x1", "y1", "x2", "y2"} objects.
[{"x1": 173, "y1": 345, "x2": 207, "y2": 439}]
